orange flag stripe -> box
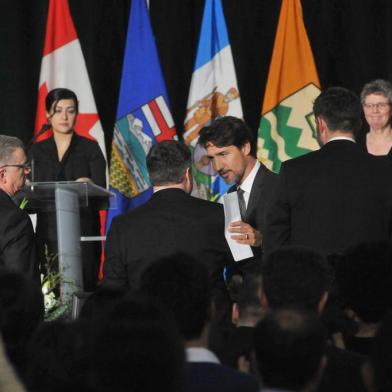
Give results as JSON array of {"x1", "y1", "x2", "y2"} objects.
[{"x1": 261, "y1": 0, "x2": 320, "y2": 115}]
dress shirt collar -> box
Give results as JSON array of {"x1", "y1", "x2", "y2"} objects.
[
  {"x1": 239, "y1": 160, "x2": 260, "y2": 194},
  {"x1": 327, "y1": 136, "x2": 356, "y2": 143},
  {"x1": 186, "y1": 347, "x2": 220, "y2": 364},
  {"x1": 237, "y1": 160, "x2": 260, "y2": 207}
]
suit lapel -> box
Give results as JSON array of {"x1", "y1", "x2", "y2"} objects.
[
  {"x1": 226, "y1": 166, "x2": 265, "y2": 222},
  {"x1": 245, "y1": 166, "x2": 264, "y2": 222}
]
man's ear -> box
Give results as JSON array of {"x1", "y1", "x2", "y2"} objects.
[
  {"x1": 0, "y1": 167, "x2": 6, "y2": 182},
  {"x1": 184, "y1": 167, "x2": 193, "y2": 192},
  {"x1": 241, "y1": 142, "x2": 251, "y2": 156},
  {"x1": 317, "y1": 116, "x2": 329, "y2": 133}
]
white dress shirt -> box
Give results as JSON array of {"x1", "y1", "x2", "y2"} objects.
[{"x1": 238, "y1": 160, "x2": 260, "y2": 208}]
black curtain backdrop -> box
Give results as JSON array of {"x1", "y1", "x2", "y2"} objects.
[{"x1": 1, "y1": 0, "x2": 392, "y2": 155}]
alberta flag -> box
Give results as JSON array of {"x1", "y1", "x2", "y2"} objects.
[
  {"x1": 184, "y1": 0, "x2": 243, "y2": 201},
  {"x1": 35, "y1": 0, "x2": 106, "y2": 161},
  {"x1": 257, "y1": 0, "x2": 320, "y2": 173},
  {"x1": 106, "y1": 0, "x2": 176, "y2": 230}
]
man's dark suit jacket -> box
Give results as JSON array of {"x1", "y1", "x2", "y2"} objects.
[
  {"x1": 265, "y1": 140, "x2": 392, "y2": 256},
  {"x1": 103, "y1": 188, "x2": 233, "y2": 290},
  {"x1": 229, "y1": 163, "x2": 277, "y2": 267},
  {"x1": 0, "y1": 190, "x2": 38, "y2": 278}
]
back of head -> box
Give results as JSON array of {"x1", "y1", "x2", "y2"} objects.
[
  {"x1": 45, "y1": 88, "x2": 79, "y2": 113},
  {"x1": 236, "y1": 272, "x2": 263, "y2": 325},
  {"x1": 146, "y1": 140, "x2": 191, "y2": 186},
  {"x1": 90, "y1": 296, "x2": 185, "y2": 392},
  {"x1": 226, "y1": 273, "x2": 243, "y2": 303},
  {"x1": 25, "y1": 320, "x2": 91, "y2": 392},
  {"x1": 313, "y1": 87, "x2": 362, "y2": 133},
  {"x1": 336, "y1": 241, "x2": 392, "y2": 323},
  {"x1": 262, "y1": 246, "x2": 329, "y2": 312},
  {"x1": 254, "y1": 308, "x2": 327, "y2": 390},
  {"x1": 198, "y1": 116, "x2": 256, "y2": 156},
  {"x1": 139, "y1": 254, "x2": 211, "y2": 340},
  {"x1": 0, "y1": 135, "x2": 24, "y2": 166}
]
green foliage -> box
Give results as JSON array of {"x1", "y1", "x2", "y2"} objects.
[
  {"x1": 19, "y1": 197, "x2": 29, "y2": 210},
  {"x1": 41, "y1": 245, "x2": 76, "y2": 321}
]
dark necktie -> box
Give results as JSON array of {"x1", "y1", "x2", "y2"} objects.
[{"x1": 237, "y1": 187, "x2": 247, "y2": 221}]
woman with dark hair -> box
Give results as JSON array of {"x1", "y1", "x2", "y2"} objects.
[{"x1": 30, "y1": 88, "x2": 106, "y2": 291}]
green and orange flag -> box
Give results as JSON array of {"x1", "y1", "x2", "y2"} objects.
[{"x1": 257, "y1": 0, "x2": 321, "y2": 173}]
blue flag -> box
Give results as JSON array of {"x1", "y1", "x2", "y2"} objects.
[
  {"x1": 184, "y1": 0, "x2": 243, "y2": 201},
  {"x1": 106, "y1": 0, "x2": 176, "y2": 230}
]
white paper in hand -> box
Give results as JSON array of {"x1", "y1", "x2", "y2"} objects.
[{"x1": 222, "y1": 192, "x2": 254, "y2": 262}]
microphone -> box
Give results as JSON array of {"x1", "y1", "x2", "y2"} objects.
[
  {"x1": 31, "y1": 123, "x2": 52, "y2": 144},
  {"x1": 27, "y1": 123, "x2": 52, "y2": 183}
]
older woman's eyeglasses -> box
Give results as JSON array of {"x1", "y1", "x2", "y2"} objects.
[{"x1": 363, "y1": 102, "x2": 391, "y2": 111}]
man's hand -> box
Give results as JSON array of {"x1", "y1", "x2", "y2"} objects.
[{"x1": 228, "y1": 221, "x2": 262, "y2": 247}]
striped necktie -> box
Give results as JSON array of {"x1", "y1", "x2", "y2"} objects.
[{"x1": 237, "y1": 187, "x2": 246, "y2": 221}]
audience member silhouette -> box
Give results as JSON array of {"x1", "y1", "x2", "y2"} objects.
[
  {"x1": 261, "y1": 246, "x2": 367, "y2": 392},
  {"x1": 0, "y1": 270, "x2": 44, "y2": 379},
  {"x1": 335, "y1": 241, "x2": 392, "y2": 356},
  {"x1": 363, "y1": 312, "x2": 392, "y2": 392},
  {"x1": 139, "y1": 254, "x2": 259, "y2": 392},
  {"x1": 216, "y1": 272, "x2": 263, "y2": 371},
  {"x1": 254, "y1": 308, "x2": 327, "y2": 392},
  {"x1": 89, "y1": 296, "x2": 185, "y2": 392},
  {"x1": 24, "y1": 320, "x2": 91, "y2": 392}
]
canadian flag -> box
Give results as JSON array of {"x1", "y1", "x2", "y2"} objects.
[
  {"x1": 35, "y1": 0, "x2": 108, "y2": 268},
  {"x1": 34, "y1": 0, "x2": 106, "y2": 162}
]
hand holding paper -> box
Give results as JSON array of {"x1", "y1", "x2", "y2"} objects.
[
  {"x1": 228, "y1": 220, "x2": 262, "y2": 247},
  {"x1": 222, "y1": 192, "x2": 253, "y2": 261}
]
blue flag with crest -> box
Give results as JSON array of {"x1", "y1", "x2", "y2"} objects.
[{"x1": 106, "y1": 0, "x2": 176, "y2": 231}]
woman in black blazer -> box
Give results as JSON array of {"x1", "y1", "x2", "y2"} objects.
[{"x1": 30, "y1": 88, "x2": 106, "y2": 291}]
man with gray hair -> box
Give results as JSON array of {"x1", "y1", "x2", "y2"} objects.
[{"x1": 0, "y1": 135, "x2": 38, "y2": 279}]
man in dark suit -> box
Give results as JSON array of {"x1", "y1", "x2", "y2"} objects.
[
  {"x1": 198, "y1": 116, "x2": 277, "y2": 264},
  {"x1": 139, "y1": 254, "x2": 259, "y2": 392},
  {"x1": 264, "y1": 87, "x2": 392, "y2": 256},
  {"x1": 103, "y1": 140, "x2": 233, "y2": 291},
  {"x1": 0, "y1": 135, "x2": 38, "y2": 279}
]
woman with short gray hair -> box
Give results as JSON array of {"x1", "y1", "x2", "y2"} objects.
[{"x1": 359, "y1": 79, "x2": 392, "y2": 157}]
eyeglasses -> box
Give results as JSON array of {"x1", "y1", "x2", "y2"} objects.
[
  {"x1": 363, "y1": 102, "x2": 391, "y2": 111},
  {"x1": 0, "y1": 162, "x2": 31, "y2": 171}
]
